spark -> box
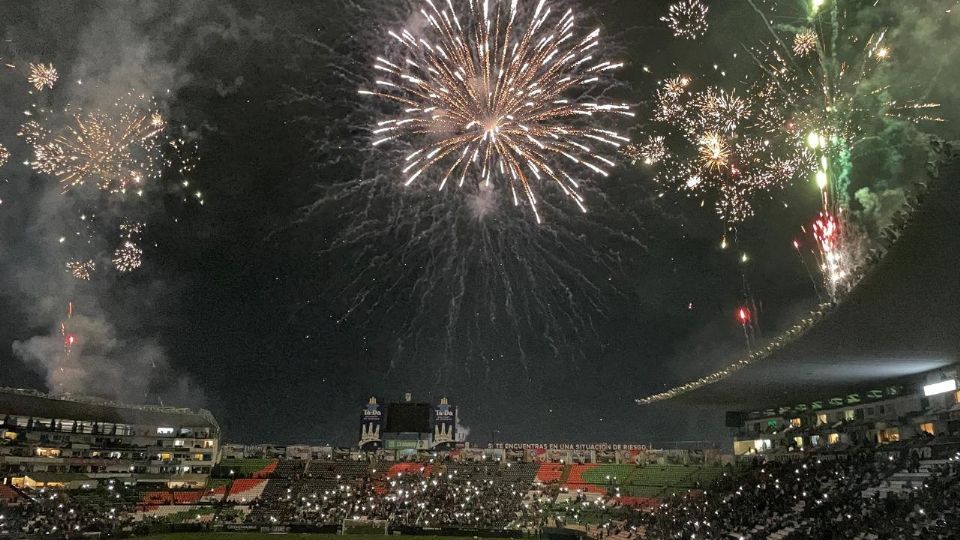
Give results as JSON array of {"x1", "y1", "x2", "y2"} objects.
[
  {"x1": 0, "y1": 144, "x2": 9, "y2": 168},
  {"x1": 28, "y1": 62, "x2": 58, "y2": 91},
  {"x1": 359, "y1": 0, "x2": 630, "y2": 220},
  {"x1": 661, "y1": 0, "x2": 709, "y2": 40}
]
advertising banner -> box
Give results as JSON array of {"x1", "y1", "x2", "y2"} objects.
[
  {"x1": 359, "y1": 397, "x2": 384, "y2": 449},
  {"x1": 432, "y1": 398, "x2": 457, "y2": 447}
]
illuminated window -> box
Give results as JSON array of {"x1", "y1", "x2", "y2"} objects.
[
  {"x1": 955, "y1": 390, "x2": 960, "y2": 404},
  {"x1": 793, "y1": 436, "x2": 804, "y2": 448},
  {"x1": 878, "y1": 428, "x2": 900, "y2": 443},
  {"x1": 193, "y1": 453, "x2": 205, "y2": 461},
  {"x1": 3, "y1": 431, "x2": 17, "y2": 441},
  {"x1": 203, "y1": 440, "x2": 214, "y2": 449},
  {"x1": 174, "y1": 439, "x2": 185, "y2": 447},
  {"x1": 844, "y1": 410, "x2": 855, "y2": 421},
  {"x1": 919, "y1": 422, "x2": 935, "y2": 436},
  {"x1": 816, "y1": 414, "x2": 827, "y2": 426},
  {"x1": 35, "y1": 447, "x2": 61, "y2": 458},
  {"x1": 158, "y1": 452, "x2": 173, "y2": 461},
  {"x1": 157, "y1": 427, "x2": 174, "y2": 435},
  {"x1": 790, "y1": 418, "x2": 801, "y2": 428},
  {"x1": 924, "y1": 379, "x2": 957, "y2": 397},
  {"x1": 827, "y1": 433, "x2": 840, "y2": 445}
]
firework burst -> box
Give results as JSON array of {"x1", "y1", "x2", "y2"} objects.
[
  {"x1": 0, "y1": 144, "x2": 9, "y2": 168},
  {"x1": 18, "y1": 93, "x2": 182, "y2": 194},
  {"x1": 661, "y1": 0, "x2": 709, "y2": 40},
  {"x1": 287, "y1": 0, "x2": 651, "y2": 379},
  {"x1": 112, "y1": 242, "x2": 143, "y2": 273},
  {"x1": 622, "y1": 135, "x2": 666, "y2": 165},
  {"x1": 792, "y1": 29, "x2": 817, "y2": 57},
  {"x1": 698, "y1": 132, "x2": 730, "y2": 171},
  {"x1": 699, "y1": 88, "x2": 750, "y2": 133},
  {"x1": 28, "y1": 62, "x2": 58, "y2": 91},
  {"x1": 643, "y1": 74, "x2": 813, "y2": 223},
  {"x1": 358, "y1": 0, "x2": 632, "y2": 223},
  {"x1": 66, "y1": 259, "x2": 96, "y2": 281}
]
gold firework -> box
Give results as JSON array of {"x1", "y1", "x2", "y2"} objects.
[
  {"x1": 698, "y1": 132, "x2": 730, "y2": 171},
  {"x1": 359, "y1": 0, "x2": 632, "y2": 222},
  {"x1": 19, "y1": 94, "x2": 168, "y2": 194},
  {"x1": 28, "y1": 62, "x2": 58, "y2": 91},
  {"x1": 792, "y1": 29, "x2": 817, "y2": 57},
  {"x1": 66, "y1": 259, "x2": 96, "y2": 281}
]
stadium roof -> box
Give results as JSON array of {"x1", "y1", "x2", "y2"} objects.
[
  {"x1": 665, "y1": 160, "x2": 960, "y2": 412},
  {"x1": 0, "y1": 387, "x2": 219, "y2": 430}
]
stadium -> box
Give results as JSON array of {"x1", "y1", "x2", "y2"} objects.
[
  {"x1": 4, "y1": 160, "x2": 960, "y2": 538},
  {"x1": 0, "y1": 153, "x2": 959, "y2": 534},
  {"x1": 3, "y1": 148, "x2": 960, "y2": 538},
  {"x1": 4, "y1": 1, "x2": 960, "y2": 539}
]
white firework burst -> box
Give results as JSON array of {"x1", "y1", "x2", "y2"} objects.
[
  {"x1": 359, "y1": 0, "x2": 633, "y2": 223},
  {"x1": 112, "y1": 242, "x2": 143, "y2": 273},
  {"x1": 661, "y1": 0, "x2": 709, "y2": 40}
]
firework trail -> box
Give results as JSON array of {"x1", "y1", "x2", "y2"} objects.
[
  {"x1": 288, "y1": 0, "x2": 650, "y2": 380},
  {"x1": 359, "y1": 0, "x2": 633, "y2": 223},
  {"x1": 60, "y1": 302, "x2": 77, "y2": 356}
]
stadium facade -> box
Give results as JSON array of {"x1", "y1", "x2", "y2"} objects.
[
  {"x1": 728, "y1": 364, "x2": 960, "y2": 455},
  {"x1": 0, "y1": 387, "x2": 220, "y2": 489}
]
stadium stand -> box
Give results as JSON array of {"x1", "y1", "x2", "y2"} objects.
[
  {"x1": 271, "y1": 458, "x2": 306, "y2": 479},
  {"x1": 386, "y1": 461, "x2": 432, "y2": 477},
  {"x1": 215, "y1": 458, "x2": 277, "y2": 479},
  {"x1": 225, "y1": 478, "x2": 267, "y2": 503},
  {"x1": 536, "y1": 462, "x2": 564, "y2": 484}
]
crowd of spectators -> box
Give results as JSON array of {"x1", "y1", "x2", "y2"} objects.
[
  {"x1": 3, "y1": 447, "x2": 960, "y2": 538},
  {"x1": 244, "y1": 463, "x2": 540, "y2": 529},
  {"x1": 633, "y1": 449, "x2": 960, "y2": 539},
  {"x1": 0, "y1": 481, "x2": 138, "y2": 538}
]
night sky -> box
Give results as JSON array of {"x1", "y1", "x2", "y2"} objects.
[{"x1": 0, "y1": 0, "x2": 957, "y2": 447}]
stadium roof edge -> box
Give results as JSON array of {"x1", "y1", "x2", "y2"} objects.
[
  {"x1": 638, "y1": 146, "x2": 960, "y2": 411},
  {"x1": 0, "y1": 387, "x2": 219, "y2": 431}
]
